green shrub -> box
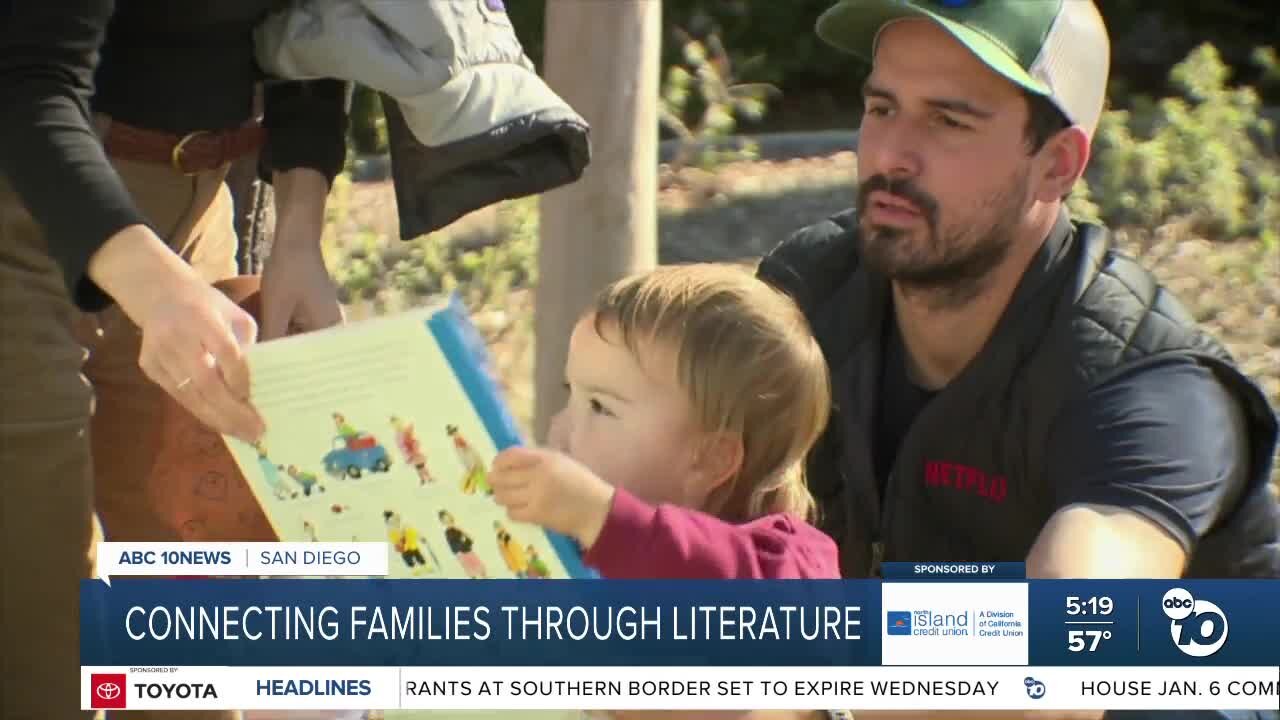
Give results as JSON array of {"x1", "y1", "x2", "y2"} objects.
[
  {"x1": 1066, "y1": 179, "x2": 1102, "y2": 225},
  {"x1": 332, "y1": 198, "x2": 540, "y2": 311},
  {"x1": 660, "y1": 27, "x2": 777, "y2": 171},
  {"x1": 1088, "y1": 43, "x2": 1279, "y2": 240}
]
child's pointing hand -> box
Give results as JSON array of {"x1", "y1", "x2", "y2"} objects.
[{"x1": 490, "y1": 446, "x2": 616, "y2": 549}]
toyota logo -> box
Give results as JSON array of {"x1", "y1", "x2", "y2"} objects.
[{"x1": 95, "y1": 682, "x2": 122, "y2": 700}]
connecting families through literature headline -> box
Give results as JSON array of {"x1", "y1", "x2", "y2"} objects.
[{"x1": 123, "y1": 604, "x2": 864, "y2": 642}]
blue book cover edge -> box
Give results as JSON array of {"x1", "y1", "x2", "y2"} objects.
[{"x1": 426, "y1": 294, "x2": 595, "y2": 580}]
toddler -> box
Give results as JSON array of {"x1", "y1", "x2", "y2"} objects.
[
  {"x1": 490, "y1": 262, "x2": 839, "y2": 580},
  {"x1": 490, "y1": 264, "x2": 849, "y2": 720}
]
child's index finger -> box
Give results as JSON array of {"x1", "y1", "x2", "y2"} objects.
[{"x1": 492, "y1": 445, "x2": 545, "y2": 472}]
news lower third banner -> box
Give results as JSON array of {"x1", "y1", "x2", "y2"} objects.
[{"x1": 81, "y1": 544, "x2": 1280, "y2": 713}]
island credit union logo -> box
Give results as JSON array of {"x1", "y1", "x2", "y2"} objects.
[
  {"x1": 91, "y1": 673, "x2": 128, "y2": 710},
  {"x1": 886, "y1": 611, "x2": 912, "y2": 635}
]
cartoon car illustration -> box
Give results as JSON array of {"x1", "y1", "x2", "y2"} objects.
[{"x1": 322, "y1": 434, "x2": 392, "y2": 479}]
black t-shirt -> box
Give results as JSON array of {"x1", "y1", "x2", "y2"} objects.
[
  {"x1": 868, "y1": 320, "x2": 1273, "y2": 576},
  {"x1": 873, "y1": 320, "x2": 936, "y2": 493}
]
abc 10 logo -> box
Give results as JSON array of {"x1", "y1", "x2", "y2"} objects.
[{"x1": 1161, "y1": 587, "x2": 1229, "y2": 658}]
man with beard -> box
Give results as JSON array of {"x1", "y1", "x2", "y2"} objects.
[{"x1": 758, "y1": 0, "x2": 1279, "y2": 584}]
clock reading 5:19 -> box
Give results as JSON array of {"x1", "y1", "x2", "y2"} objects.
[{"x1": 1066, "y1": 596, "x2": 1113, "y2": 616}]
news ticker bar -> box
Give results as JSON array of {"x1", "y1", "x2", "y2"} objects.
[{"x1": 82, "y1": 665, "x2": 1280, "y2": 712}]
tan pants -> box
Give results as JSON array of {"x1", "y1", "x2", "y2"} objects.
[{"x1": 0, "y1": 114, "x2": 241, "y2": 720}]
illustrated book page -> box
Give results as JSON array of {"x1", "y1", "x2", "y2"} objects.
[{"x1": 221, "y1": 295, "x2": 591, "y2": 581}]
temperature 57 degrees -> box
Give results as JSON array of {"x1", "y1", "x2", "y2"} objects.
[{"x1": 1068, "y1": 628, "x2": 1112, "y2": 652}]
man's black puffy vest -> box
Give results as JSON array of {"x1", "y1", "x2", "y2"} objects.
[{"x1": 757, "y1": 209, "x2": 1280, "y2": 578}]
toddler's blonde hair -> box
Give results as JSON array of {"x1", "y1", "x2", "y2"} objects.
[{"x1": 590, "y1": 263, "x2": 831, "y2": 522}]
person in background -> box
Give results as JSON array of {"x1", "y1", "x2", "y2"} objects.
[
  {"x1": 759, "y1": 0, "x2": 1279, "y2": 582},
  {"x1": 0, "y1": 1, "x2": 348, "y2": 717},
  {"x1": 754, "y1": 1, "x2": 1279, "y2": 718}
]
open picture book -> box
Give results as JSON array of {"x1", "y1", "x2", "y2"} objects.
[{"x1": 220, "y1": 294, "x2": 591, "y2": 581}]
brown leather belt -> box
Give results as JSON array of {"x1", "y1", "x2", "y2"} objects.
[{"x1": 103, "y1": 120, "x2": 266, "y2": 175}]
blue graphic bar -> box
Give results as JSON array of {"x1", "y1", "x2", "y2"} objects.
[
  {"x1": 81, "y1": 579, "x2": 881, "y2": 667},
  {"x1": 1029, "y1": 580, "x2": 1280, "y2": 666},
  {"x1": 80, "y1": 578, "x2": 1280, "y2": 668}
]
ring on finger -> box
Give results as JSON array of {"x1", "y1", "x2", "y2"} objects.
[{"x1": 176, "y1": 377, "x2": 193, "y2": 390}]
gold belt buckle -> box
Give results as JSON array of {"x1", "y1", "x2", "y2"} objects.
[{"x1": 171, "y1": 130, "x2": 209, "y2": 175}]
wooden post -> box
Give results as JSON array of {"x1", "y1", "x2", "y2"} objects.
[{"x1": 533, "y1": 0, "x2": 662, "y2": 442}]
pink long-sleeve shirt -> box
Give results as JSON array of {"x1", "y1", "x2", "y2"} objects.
[{"x1": 582, "y1": 487, "x2": 841, "y2": 579}]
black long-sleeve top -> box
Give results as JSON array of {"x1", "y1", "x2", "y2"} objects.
[{"x1": 0, "y1": 0, "x2": 348, "y2": 311}]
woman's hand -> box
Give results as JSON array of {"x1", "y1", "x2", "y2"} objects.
[{"x1": 88, "y1": 224, "x2": 266, "y2": 443}]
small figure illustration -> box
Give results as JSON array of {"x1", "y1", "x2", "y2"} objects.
[
  {"x1": 302, "y1": 520, "x2": 319, "y2": 542},
  {"x1": 390, "y1": 415, "x2": 434, "y2": 485},
  {"x1": 331, "y1": 503, "x2": 351, "y2": 515},
  {"x1": 494, "y1": 521, "x2": 529, "y2": 578},
  {"x1": 525, "y1": 544, "x2": 550, "y2": 579},
  {"x1": 253, "y1": 441, "x2": 298, "y2": 500},
  {"x1": 332, "y1": 412, "x2": 362, "y2": 440},
  {"x1": 446, "y1": 424, "x2": 491, "y2": 495},
  {"x1": 384, "y1": 510, "x2": 436, "y2": 576},
  {"x1": 285, "y1": 465, "x2": 326, "y2": 497},
  {"x1": 438, "y1": 510, "x2": 487, "y2": 579}
]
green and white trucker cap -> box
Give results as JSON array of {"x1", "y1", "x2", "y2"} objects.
[{"x1": 816, "y1": 0, "x2": 1110, "y2": 137}]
